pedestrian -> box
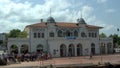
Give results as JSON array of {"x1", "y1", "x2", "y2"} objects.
[{"x1": 90, "y1": 52, "x2": 92, "y2": 59}]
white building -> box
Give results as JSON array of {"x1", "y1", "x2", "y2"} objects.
[
  {"x1": 7, "y1": 16, "x2": 113, "y2": 57},
  {"x1": 0, "y1": 33, "x2": 7, "y2": 50}
]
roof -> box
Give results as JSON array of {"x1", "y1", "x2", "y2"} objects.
[{"x1": 26, "y1": 22, "x2": 103, "y2": 29}]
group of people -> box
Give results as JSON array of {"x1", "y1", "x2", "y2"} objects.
[{"x1": 0, "y1": 52, "x2": 52, "y2": 65}]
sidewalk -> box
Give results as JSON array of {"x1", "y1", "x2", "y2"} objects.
[{"x1": 1, "y1": 54, "x2": 120, "y2": 68}]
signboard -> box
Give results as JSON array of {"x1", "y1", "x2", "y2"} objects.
[{"x1": 66, "y1": 36, "x2": 76, "y2": 39}]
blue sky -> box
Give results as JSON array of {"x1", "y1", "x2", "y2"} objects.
[{"x1": 0, "y1": 0, "x2": 120, "y2": 36}]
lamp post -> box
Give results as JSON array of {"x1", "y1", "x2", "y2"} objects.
[
  {"x1": 100, "y1": 44, "x2": 103, "y2": 64},
  {"x1": 99, "y1": 38, "x2": 103, "y2": 64}
]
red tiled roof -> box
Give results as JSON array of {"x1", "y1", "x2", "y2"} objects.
[
  {"x1": 56, "y1": 22, "x2": 78, "y2": 28},
  {"x1": 26, "y1": 22, "x2": 102, "y2": 29},
  {"x1": 26, "y1": 22, "x2": 46, "y2": 27}
]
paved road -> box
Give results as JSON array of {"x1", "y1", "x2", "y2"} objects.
[{"x1": 1, "y1": 54, "x2": 120, "y2": 68}]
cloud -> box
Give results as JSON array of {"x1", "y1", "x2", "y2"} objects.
[
  {"x1": 105, "y1": 9, "x2": 116, "y2": 13},
  {"x1": 97, "y1": 0, "x2": 107, "y2": 3},
  {"x1": 0, "y1": 0, "x2": 115, "y2": 36}
]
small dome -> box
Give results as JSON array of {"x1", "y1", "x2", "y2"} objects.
[
  {"x1": 47, "y1": 16, "x2": 55, "y2": 23},
  {"x1": 77, "y1": 18, "x2": 86, "y2": 24}
]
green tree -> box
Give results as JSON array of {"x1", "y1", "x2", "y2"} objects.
[
  {"x1": 8, "y1": 29, "x2": 27, "y2": 38},
  {"x1": 18, "y1": 31, "x2": 28, "y2": 38},
  {"x1": 109, "y1": 34, "x2": 120, "y2": 47},
  {"x1": 99, "y1": 33, "x2": 107, "y2": 38}
]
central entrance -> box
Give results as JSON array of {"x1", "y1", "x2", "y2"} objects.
[
  {"x1": 77, "y1": 44, "x2": 82, "y2": 56},
  {"x1": 68, "y1": 44, "x2": 75, "y2": 56},
  {"x1": 60, "y1": 44, "x2": 66, "y2": 57},
  {"x1": 21, "y1": 44, "x2": 28, "y2": 54},
  {"x1": 91, "y1": 43, "x2": 95, "y2": 55}
]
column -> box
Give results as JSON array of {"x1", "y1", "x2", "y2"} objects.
[
  {"x1": 66, "y1": 45, "x2": 68, "y2": 57},
  {"x1": 75, "y1": 45, "x2": 77, "y2": 56},
  {"x1": 18, "y1": 46, "x2": 21, "y2": 54},
  {"x1": 8, "y1": 45, "x2": 10, "y2": 54},
  {"x1": 105, "y1": 43, "x2": 108, "y2": 54}
]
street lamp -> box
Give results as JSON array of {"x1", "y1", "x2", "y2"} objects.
[
  {"x1": 100, "y1": 44, "x2": 103, "y2": 64},
  {"x1": 99, "y1": 38, "x2": 103, "y2": 64}
]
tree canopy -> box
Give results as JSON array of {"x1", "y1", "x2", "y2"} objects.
[
  {"x1": 99, "y1": 33, "x2": 107, "y2": 38},
  {"x1": 8, "y1": 29, "x2": 27, "y2": 38},
  {"x1": 109, "y1": 34, "x2": 120, "y2": 47}
]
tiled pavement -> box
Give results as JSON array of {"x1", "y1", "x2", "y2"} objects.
[{"x1": 1, "y1": 54, "x2": 120, "y2": 68}]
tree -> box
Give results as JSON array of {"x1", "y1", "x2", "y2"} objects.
[
  {"x1": 8, "y1": 29, "x2": 27, "y2": 38},
  {"x1": 18, "y1": 31, "x2": 28, "y2": 38},
  {"x1": 99, "y1": 33, "x2": 107, "y2": 38},
  {"x1": 109, "y1": 34, "x2": 120, "y2": 47}
]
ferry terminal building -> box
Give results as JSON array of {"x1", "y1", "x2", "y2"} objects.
[{"x1": 7, "y1": 16, "x2": 113, "y2": 57}]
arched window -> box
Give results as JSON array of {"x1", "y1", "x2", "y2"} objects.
[
  {"x1": 74, "y1": 30, "x2": 78, "y2": 37},
  {"x1": 49, "y1": 32, "x2": 54, "y2": 37},
  {"x1": 58, "y1": 30, "x2": 63, "y2": 37},
  {"x1": 66, "y1": 30, "x2": 71, "y2": 37},
  {"x1": 81, "y1": 32, "x2": 86, "y2": 37}
]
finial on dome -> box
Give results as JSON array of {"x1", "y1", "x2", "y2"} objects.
[
  {"x1": 46, "y1": 8, "x2": 56, "y2": 23},
  {"x1": 47, "y1": 16, "x2": 55, "y2": 23},
  {"x1": 81, "y1": 10, "x2": 82, "y2": 18},
  {"x1": 50, "y1": 8, "x2": 51, "y2": 17},
  {"x1": 77, "y1": 11, "x2": 86, "y2": 24}
]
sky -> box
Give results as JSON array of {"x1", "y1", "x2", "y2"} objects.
[{"x1": 0, "y1": 0, "x2": 120, "y2": 36}]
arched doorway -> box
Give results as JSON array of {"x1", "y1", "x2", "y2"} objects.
[
  {"x1": 36, "y1": 44, "x2": 43, "y2": 52},
  {"x1": 107, "y1": 43, "x2": 112, "y2": 54},
  {"x1": 101, "y1": 43, "x2": 106, "y2": 54},
  {"x1": 91, "y1": 43, "x2": 95, "y2": 55},
  {"x1": 68, "y1": 44, "x2": 75, "y2": 56},
  {"x1": 10, "y1": 45, "x2": 18, "y2": 54},
  {"x1": 77, "y1": 44, "x2": 82, "y2": 56},
  {"x1": 60, "y1": 44, "x2": 66, "y2": 57},
  {"x1": 21, "y1": 44, "x2": 28, "y2": 54}
]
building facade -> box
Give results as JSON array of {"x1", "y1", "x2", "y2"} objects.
[
  {"x1": 0, "y1": 33, "x2": 7, "y2": 50},
  {"x1": 7, "y1": 16, "x2": 113, "y2": 57}
]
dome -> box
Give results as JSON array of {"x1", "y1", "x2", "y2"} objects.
[
  {"x1": 77, "y1": 18, "x2": 86, "y2": 24},
  {"x1": 47, "y1": 16, "x2": 55, "y2": 23}
]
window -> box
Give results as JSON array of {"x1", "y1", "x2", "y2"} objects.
[
  {"x1": 34, "y1": 33, "x2": 37, "y2": 38},
  {"x1": 74, "y1": 30, "x2": 78, "y2": 37},
  {"x1": 42, "y1": 33, "x2": 44, "y2": 38},
  {"x1": 38, "y1": 33, "x2": 41, "y2": 38},
  {"x1": 95, "y1": 33, "x2": 97, "y2": 37},
  {"x1": 49, "y1": 32, "x2": 54, "y2": 37},
  {"x1": 58, "y1": 30, "x2": 63, "y2": 37},
  {"x1": 89, "y1": 33, "x2": 91, "y2": 37},
  {"x1": 92, "y1": 33, "x2": 94, "y2": 37},
  {"x1": 66, "y1": 30, "x2": 71, "y2": 37},
  {"x1": 81, "y1": 32, "x2": 86, "y2": 37}
]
